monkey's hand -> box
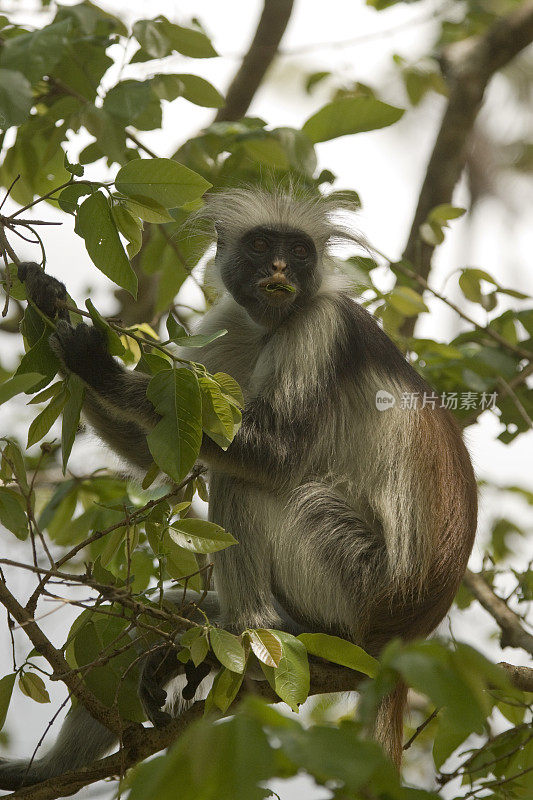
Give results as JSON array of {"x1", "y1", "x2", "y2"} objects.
[
  {"x1": 139, "y1": 645, "x2": 213, "y2": 726},
  {"x1": 18, "y1": 262, "x2": 70, "y2": 320},
  {"x1": 50, "y1": 320, "x2": 121, "y2": 390},
  {"x1": 138, "y1": 645, "x2": 176, "y2": 727}
]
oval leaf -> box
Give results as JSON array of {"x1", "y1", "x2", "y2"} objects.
[
  {"x1": 248, "y1": 629, "x2": 282, "y2": 668},
  {"x1": 210, "y1": 628, "x2": 246, "y2": 673},
  {"x1": 0, "y1": 373, "x2": 45, "y2": 405},
  {"x1": 302, "y1": 96, "x2": 404, "y2": 143},
  {"x1": 115, "y1": 158, "x2": 211, "y2": 209},
  {"x1": 19, "y1": 672, "x2": 50, "y2": 704},
  {"x1": 260, "y1": 631, "x2": 310, "y2": 712},
  {"x1": 75, "y1": 191, "x2": 137, "y2": 297},
  {"x1": 297, "y1": 633, "x2": 378, "y2": 677},
  {"x1": 146, "y1": 367, "x2": 202, "y2": 482},
  {"x1": 168, "y1": 518, "x2": 237, "y2": 554},
  {"x1": 0, "y1": 487, "x2": 28, "y2": 540},
  {"x1": 0, "y1": 673, "x2": 16, "y2": 730},
  {"x1": 207, "y1": 667, "x2": 243, "y2": 714}
]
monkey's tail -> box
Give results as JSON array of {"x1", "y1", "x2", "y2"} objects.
[
  {"x1": 373, "y1": 681, "x2": 408, "y2": 770},
  {"x1": 0, "y1": 706, "x2": 116, "y2": 790}
]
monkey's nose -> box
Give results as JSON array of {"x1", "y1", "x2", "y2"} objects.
[{"x1": 272, "y1": 258, "x2": 287, "y2": 272}]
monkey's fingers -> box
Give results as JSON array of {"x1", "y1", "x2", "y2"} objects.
[
  {"x1": 139, "y1": 681, "x2": 172, "y2": 728},
  {"x1": 182, "y1": 660, "x2": 212, "y2": 700},
  {"x1": 18, "y1": 262, "x2": 69, "y2": 320},
  {"x1": 49, "y1": 321, "x2": 118, "y2": 387}
]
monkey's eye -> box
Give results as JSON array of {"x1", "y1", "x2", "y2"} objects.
[
  {"x1": 292, "y1": 243, "x2": 308, "y2": 259},
  {"x1": 252, "y1": 237, "x2": 269, "y2": 253}
]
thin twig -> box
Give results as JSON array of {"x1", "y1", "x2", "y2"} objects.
[{"x1": 463, "y1": 569, "x2": 533, "y2": 655}]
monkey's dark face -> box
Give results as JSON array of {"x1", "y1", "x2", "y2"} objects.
[{"x1": 217, "y1": 225, "x2": 320, "y2": 327}]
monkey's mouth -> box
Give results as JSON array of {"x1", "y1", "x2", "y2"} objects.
[{"x1": 258, "y1": 275, "x2": 297, "y2": 301}]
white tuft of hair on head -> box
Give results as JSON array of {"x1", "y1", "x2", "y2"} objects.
[{"x1": 194, "y1": 185, "x2": 366, "y2": 255}]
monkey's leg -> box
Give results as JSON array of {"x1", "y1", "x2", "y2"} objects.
[
  {"x1": 0, "y1": 593, "x2": 221, "y2": 790},
  {"x1": 0, "y1": 706, "x2": 116, "y2": 790},
  {"x1": 208, "y1": 474, "x2": 302, "y2": 633},
  {"x1": 139, "y1": 591, "x2": 222, "y2": 724}
]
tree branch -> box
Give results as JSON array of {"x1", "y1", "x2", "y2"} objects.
[
  {"x1": 3, "y1": 654, "x2": 531, "y2": 799},
  {"x1": 214, "y1": 0, "x2": 295, "y2": 122},
  {"x1": 400, "y1": 1, "x2": 533, "y2": 337},
  {"x1": 497, "y1": 662, "x2": 533, "y2": 693},
  {"x1": 463, "y1": 569, "x2": 533, "y2": 655},
  {"x1": 0, "y1": 578, "x2": 128, "y2": 737}
]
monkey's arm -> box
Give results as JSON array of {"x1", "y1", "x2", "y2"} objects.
[
  {"x1": 52, "y1": 323, "x2": 298, "y2": 486},
  {"x1": 51, "y1": 321, "x2": 156, "y2": 470},
  {"x1": 19, "y1": 265, "x2": 301, "y2": 484}
]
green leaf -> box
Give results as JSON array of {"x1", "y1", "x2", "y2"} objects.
[
  {"x1": 0, "y1": 673, "x2": 16, "y2": 730},
  {"x1": 207, "y1": 667, "x2": 243, "y2": 713},
  {"x1": 151, "y1": 73, "x2": 224, "y2": 108},
  {"x1": 66, "y1": 609, "x2": 144, "y2": 721},
  {"x1": 428, "y1": 204, "x2": 466, "y2": 226},
  {"x1": 85, "y1": 299, "x2": 126, "y2": 357},
  {"x1": 3, "y1": 263, "x2": 26, "y2": 301},
  {"x1": 111, "y1": 204, "x2": 143, "y2": 259},
  {"x1": 166, "y1": 313, "x2": 187, "y2": 341},
  {"x1": 248, "y1": 629, "x2": 283, "y2": 668},
  {"x1": 387, "y1": 286, "x2": 429, "y2": 316},
  {"x1": 146, "y1": 367, "x2": 202, "y2": 482},
  {"x1": 190, "y1": 634, "x2": 209, "y2": 667},
  {"x1": 305, "y1": 71, "x2": 331, "y2": 93},
  {"x1": 275, "y1": 719, "x2": 394, "y2": 793},
  {"x1": 132, "y1": 19, "x2": 170, "y2": 58},
  {"x1": 16, "y1": 329, "x2": 60, "y2": 388},
  {"x1": 127, "y1": 715, "x2": 274, "y2": 800},
  {"x1": 1, "y1": 441, "x2": 28, "y2": 493},
  {"x1": 242, "y1": 137, "x2": 290, "y2": 169},
  {"x1": 63, "y1": 153, "x2": 84, "y2": 177},
  {"x1": 57, "y1": 183, "x2": 93, "y2": 215},
  {"x1": 0, "y1": 69, "x2": 33, "y2": 127},
  {"x1": 19, "y1": 672, "x2": 50, "y2": 704},
  {"x1": 0, "y1": 487, "x2": 28, "y2": 539},
  {"x1": 213, "y1": 373, "x2": 244, "y2": 409},
  {"x1": 169, "y1": 518, "x2": 237, "y2": 554},
  {"x1": 0, "y1": 19, "x2": 70, "y2": 84},
  {"x1": 0, "y1": 373, "x2": 44, "y2": 405},
  {"x1": 162, "y1": 534, "x2": 202, "y2": 593},
  {"x1": 61, "y1": 375, "x2": 85, "y2": 472},
  {"x1": 172, "y1": 329, "x2": 227, "y2": 348},
  {"x1": 432, "y1": 708, "x2": 468, "y2": 769},
  {"x1": 115, "y1": 158, "x2": 211, "y2": 209},
  {"x1": 75, "y1": 191, "x2": 137, "y2": 297},
  {"x1": 103, "y1": 79, "x2": 156, "y2": 123},
  {"x1": 123, "y1": 196, "x2": 174, "y2": 223},
  {"x1": 199, "y1": 376, "x2": 236, "y2": 446},
  {"x1": 302, "y1": 96, "x2": 404, "y2": 143},
  {"x1": 162, "y1": 20, "x2": 218, "y2": 59},
  {"x1": 210, "y1": 628, "x2": 246, "y2": 673},
  {"x1": 260, "y1": 631, "x2": 310, "y2": 712},
  {"x1": 297, "y1": 633, "x2": 378, "y2": 677},
  {"x1": 27, "y1": 387, "x2": 68, "y2": 447}
]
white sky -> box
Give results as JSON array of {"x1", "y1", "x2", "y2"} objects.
[{"x1": 1, "y1": 1, "x2": 532, "y2": 798}]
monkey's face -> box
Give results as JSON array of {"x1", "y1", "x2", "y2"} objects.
[{"x1": 217, "y1": 225, "x2": 319, "y2": 327}]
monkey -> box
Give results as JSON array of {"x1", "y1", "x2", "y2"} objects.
[{"x1": 0, "y1": 187, "x2": 477, "y2": 788}]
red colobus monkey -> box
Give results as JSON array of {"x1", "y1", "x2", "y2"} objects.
[{"x1": 0, "y1": 188, "x2": 477, "y2": 788}]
